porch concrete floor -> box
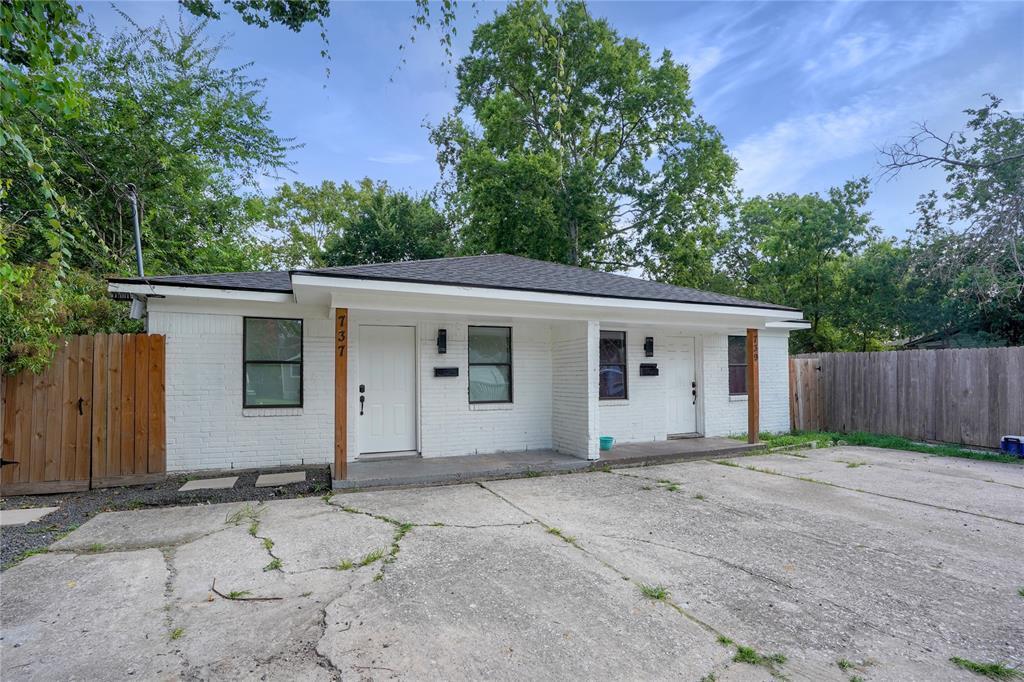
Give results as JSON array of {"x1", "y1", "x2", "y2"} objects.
[{"x1": 332, "y1": 436, "x2": 763, "y2": 489}]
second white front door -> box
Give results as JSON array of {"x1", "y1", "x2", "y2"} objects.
[
  {"x1": 358, "y1": 325, "x2": 417, "y2": 454},
  {"x1": 664, "y1": 336, "x2": 697, "y2": 435}
]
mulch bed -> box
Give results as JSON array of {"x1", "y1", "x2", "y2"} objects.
[{"x1": 0, "y1": 465, "x2": 332, "y2": 569}]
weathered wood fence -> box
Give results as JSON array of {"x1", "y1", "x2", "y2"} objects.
[
  {"x1": 1, "y1": 334, "x2": 166, "y2": 496},
  {"x1": 789, "y1": 347, "x2": 1024, "y2": 449}
]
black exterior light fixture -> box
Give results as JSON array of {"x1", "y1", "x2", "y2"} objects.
[
  {"x1": 644, "y1": 336, "x2": 654, "y2": 357},
  {"x1": 437, "y1": 328, "x2": 447, "y2": 354}
]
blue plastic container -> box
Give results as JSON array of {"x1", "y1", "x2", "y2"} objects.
[
  {"x1": 1001, "y1": 436, "x2": 1023, "y2": 457},
  {"x1": 599, "y1": 436, "x2": 615, "y2": 451}
]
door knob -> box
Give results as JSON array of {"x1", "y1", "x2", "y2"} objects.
[{"x1": 359, "y1": 395, "x2": 365, "y2": 415}]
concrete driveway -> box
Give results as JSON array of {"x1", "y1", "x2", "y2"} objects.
[{"x1": 2, "y1": 446, "x2": 1022, "y2": 681}]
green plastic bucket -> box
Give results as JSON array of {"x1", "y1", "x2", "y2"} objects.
[{"x1": 599, "y1": 436, "x2": 615, "y2": 451}]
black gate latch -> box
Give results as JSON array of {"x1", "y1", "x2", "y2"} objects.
[{"x1": 0, "y1": 458, "x2": 18, "y2": 468}]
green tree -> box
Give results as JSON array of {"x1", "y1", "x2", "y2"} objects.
[
  {"x1": 322, "y1": 180, "x2": 453, "y2": 266},
  {"x1": 833, "y1": 240, "x2": 908, "y2": 351},
  {"x1": 261, "y1": 178, "x2": 452, "y2": 268},
  {"x1": 722, "y1": 178, "x2": 877, "y2": 352},
  {"x1": 430, "y1": 0, "x2": 735, "y2": 285}
]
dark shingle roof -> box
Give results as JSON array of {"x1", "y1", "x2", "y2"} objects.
[{"x1": 110, "y1": 254, "x2": 796, "y2": 312}]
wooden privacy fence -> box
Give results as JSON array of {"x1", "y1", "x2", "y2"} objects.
[
  {"x1": 789, "y1": 347, "x2": 1024, "y2": 449},
  {"x1": 1, "y1": 333, "x2": 166, "y2": 495}
]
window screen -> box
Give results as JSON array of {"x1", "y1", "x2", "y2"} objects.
[
  {"x1": 599, "y1": 330, "x2": 627, "y2": 399},
  {"x1": 468, "y1": 326, "x2": 512, "y2": 403},
  {"x1": 243, "y1": 318, "x2": 302, "y2": 407},
  {"x1": 728, "y1": 335, "x2": 747, "y2": 396}
]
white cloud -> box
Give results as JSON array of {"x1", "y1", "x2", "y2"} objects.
[
  {"x1": 733, "y1": 99, "x2": 898, "y2": 195},
  {"x1": 367, "y1": 152, "x2": 427, "y2": 165},
  {"x1": 679, "y1": 46, "x2": 723, "y2": 82}
]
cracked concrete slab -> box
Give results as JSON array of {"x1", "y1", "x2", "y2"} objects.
[
  {"x1": 486, "y1": 464, "x2": 1024, "y2": 679},
  {"x1": 710, "y1": 447, "x2": 1024, "y2": 523},
  {"x1": 332, "y1": 482, "x2": 533, "y2": 526},
  {"x1": 50, "y1": 501, "x2": 248, "y2": 551},
  {"x1": 259, "y1": 498, "x2": 397, "y2": 573},
  {"x1": 318, "y1": 523, "x2": 729, "y2": 679},
  {"x1": 4, "y1": 447, "x2": 1022, "y2": 681},
  {"x1": 1, "y1": 550, "x2": 172, "y2": 680}
]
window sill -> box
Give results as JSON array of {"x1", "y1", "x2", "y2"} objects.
[
  {"x1": 729, "y1": 395, "x2": 748, "y2": 402},
  {"x1": 469, "y1": 403, "x2": 515, "y2": 411},
  {"x1": 243, "y1": 407, "x2": 303, "y2": 417},
  {"x1": 600, "y1": 399, "x2": 630, "y2": 407}
]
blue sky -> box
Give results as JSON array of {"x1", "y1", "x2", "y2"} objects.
[{"x1": 87, "y1": 1, "x2": 1023, "y2": 238}]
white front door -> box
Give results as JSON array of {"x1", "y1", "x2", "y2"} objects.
[
  {"x1": 664, "y1": 336, "x2": 697, "y2": 435},
  {"x1": 358, "y1": 325, "x2": 417, "y2": 454}
]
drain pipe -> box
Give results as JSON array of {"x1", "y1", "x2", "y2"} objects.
[{"x1": 126, "y1": 183, "x2": 144, "y2": 277}]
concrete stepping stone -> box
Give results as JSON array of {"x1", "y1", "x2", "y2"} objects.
[
  {"x1": 255, "y1": 471, "x2": 306, "y2": 488},
  {"x1": 178, "y1": 476, "x2": 238, "y2": 492},
  {"x1": 0, "y1": 506, "x2": 59, "y2": 526}
]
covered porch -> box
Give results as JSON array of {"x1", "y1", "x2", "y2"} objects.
[{"x1": 332, "y1": 436, "x2": 764, "y2": 490}]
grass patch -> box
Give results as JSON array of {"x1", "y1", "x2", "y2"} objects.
[
  {"x1": 734, "y1": 645, "x2": 786, "y2": 667},
  {"x1": 263, "y1": 558, "x2": 282, "y2": 572},
  {"x1": 169, "y1": 627, "x2": 185, "y2": 641},
  {"x1": 736, "y1": 431, "x2": 1021, "y2": 465},
  {"x1": 5, "y1": 546, "x2": 49, "y2": 568},
  {"x1": 638, "y1": 583, "x2": 669, "y2": 601},
  {"x1": 949, "y1": 657, "x2": 1022, "y2": 679}
]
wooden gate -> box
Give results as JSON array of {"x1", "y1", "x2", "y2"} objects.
[
  {"x1": 789, "y1": 356, "x2": 823, "y2": 432},
  {"x1": 1, "y1": 333, "x2": 166, "y2": 495}
]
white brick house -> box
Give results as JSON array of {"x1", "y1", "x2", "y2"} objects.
[{"x1": 108, "y1": 255, "x2": 807, "y2": 478}]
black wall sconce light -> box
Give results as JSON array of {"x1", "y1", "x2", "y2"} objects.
[
  {"x1": 644, "y1": 336, "x2": 654, "y2": 357},
  {"x1": 437, "y1": 328, "x2": 447, "y2": 354}
]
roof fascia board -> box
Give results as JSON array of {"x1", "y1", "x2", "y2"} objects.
[
  {"x1": 292, "y1": 274, "x2": 798, "y2": 320},
  {"x1": 109, "y1": 281, "x2": 294, "y2": 304}
]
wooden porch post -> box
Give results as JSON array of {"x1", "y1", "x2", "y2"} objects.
[
  {"x1": 746, "y1": 329, "x2": 760, "y2": 444},
  {"x1": 334, "y1": 308, "x2": 348, "y2": 480}
]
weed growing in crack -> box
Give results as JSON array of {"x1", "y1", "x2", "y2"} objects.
[
  {"x1": 546, "y1": 527, "x2": 579, "y2": 547},
  {"x1": 949, "y1": 657, "x2": 1022, "y2": 679},
  {"x1": 262, "y1": 537, "x2": 274, "y2": 551},
  {"x1": 714, "y1": 460, "x2": 740, "y2": 467},
  {"x1": 429, "y1": 521, "x2": 445, "y2": 527},
  {"x1": 372, "y1": 570, "x2": 384, "y2": 582},
  {"x1": 227, "y1": 504, "x2": 263, "y2": 530},
  {"x1": 845, "y1": 462, "x2": 866, "y2": 469},
  {"x1": 358, "y1": 548, "x2": 387, "y2": 567},
  {"x1": 321, "y1": 492, "x2": 335, "y2": 504},
  {"x1": 694, "y1": 493, "x2": 706, "y2": 500},
  {"x1": 263, "y1": 558, "x2": 282, "y2": 572},
  {"x1": 226, "y1": 590, "x2": 252, "y2": 600},
  {"x1": 336, "y1": 559, "x2": 354, "y2": 571},
  {"x1": 169, "y1": 627, "x2": 185, "y2": 641},
  {"x1": 733, "y1": 645, "x2": 786, "y2": 668},
  {"x1": 1017, "y1": 587, "x2": 1024, "y2": 598},
  {"x1": 699, "y1": 674, "x2": 716, "y2": 682},
  {"x1": 248, "y1": 521, "x2": 259, "y2": 537},
  {"x1": 716, "y1": 635, "x2": 734, "y2": 646},
  {"x1": 85, "y1": 543, "x2": 106, "y2": 553},
  {"x1": 524, "y1": 470, "x2": 543, "y2": 478},
  {"x1": 849, "y1": 676, "x2": 864, "y2": 682},
  {"x1": 837, "y1": 659, "x2": 853, "y2": 670},
  {"x1": 639, "y1": 584, "x2": 669, "y2": 601},
  {"x1": 656, "y1": 479, "x2": 681, "y2": 492},
  {"x1": 4, "y1": 547, "x2": 48, "y2": 568}
]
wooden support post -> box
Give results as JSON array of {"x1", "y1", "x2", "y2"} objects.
[
  {"x1": 746, "y1": 329, "x2": 760, "y2": 444},
  {"x1": 334, "y1": 308, "x2": 349, "y2": 480}
]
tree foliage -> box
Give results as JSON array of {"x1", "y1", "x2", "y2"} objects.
[
  {"x1": 260, "y1": 179, "x2": 453, "y2": 268},
  {"x1": 431, "y1": 0, "x2": 735, "y2": 286}
]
